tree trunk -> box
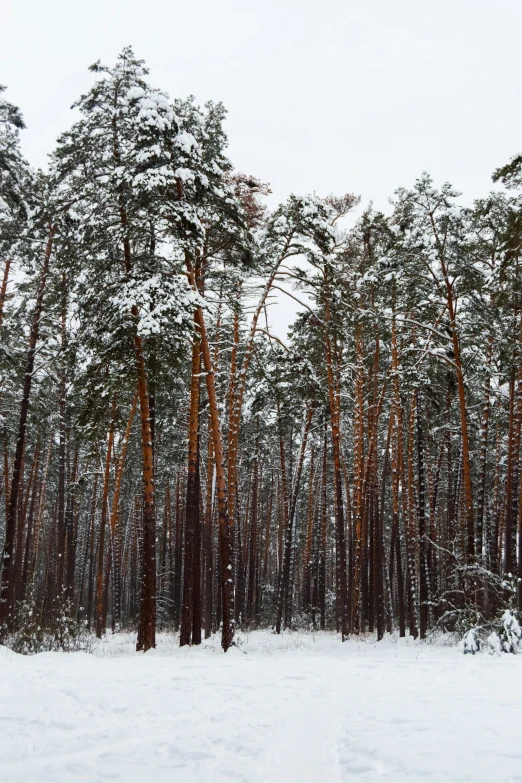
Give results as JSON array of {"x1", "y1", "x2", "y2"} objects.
[
  {"x1": 96, "y1": 401, "x2": 116, "y2": 638},
  {"x1": 246, "y1": 438, "x2": 259, "y2": 626},
  {"x1": 324, "y1": 274, "x2": 349, "y2": 639},
  {"x1": 65, "y1": 447, "x2": 78, "y2": 603},
  {"x1": 181, "y1": 327, "x2": 202, "y2": 647},
  {"x1": 0, "y1": 225, "x2": 54, "y2": 635},
  {"x1": 302, "y1": 451, "x2": 315, "y2": 613},
  {"x1": 416, "y1": 391, "x2": 428, "y2": 639},
  {"x1": 135, "y1": 331, "x2": 157, "y2": 652},
  {"x1": 14, "y1": 445, "x2": 38, "y2": 605},
  {"x1": 21, "y1": 444, "x2": 42, "y2": 600},
  {"x1": 352, "y1": 326, "x2": 365, "y2": 633},
  {"x1": 185, "y1": 254, "x2": 234, "y2": 651},
  {"x1": 319, "y1": 421, "x2": 328, "y2": 630},
  {"x1": 477, "y1": 336, "x2": 493, "y2": 559},
  {"x1": 102, "y1": 391, "x2": 137, "y2": 631},
  {"x1": 276, "y1": 405, "x2": 313, "y2": 631},
  {"x1": 275, "y1": 406, "x2": 291, "y2": 634}
]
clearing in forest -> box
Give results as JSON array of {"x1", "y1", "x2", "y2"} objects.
[{"x1": 1, "y1": 631, "x2": 520, "y2": 782}]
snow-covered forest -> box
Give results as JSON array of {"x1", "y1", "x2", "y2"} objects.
[{"x1": 2, "y1": 46, "x2": 522, "y2": 657}]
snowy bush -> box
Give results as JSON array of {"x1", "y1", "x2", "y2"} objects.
[
  {"x1": 462, "y1": 628, "x2": 480, "y2": 654},
  {"x1": 7, "y1": 597, "x2": 96, "y2": 655},
  {"x1": 486, "y1": 632, "x2": 501, "y2": 655},
  {"x1": 460, "y1": 610, "x2": 522, "y2": 655},
  {"x1": 499, "y1": 610, "x2": 522, "y2": 653}
]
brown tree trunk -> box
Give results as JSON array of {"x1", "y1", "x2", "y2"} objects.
[
  {"x1": 204, "y1": 429, "x2": 214, "y2": 639},
  {"x1": 325, "y1": 337, "x2": 349, "y2": 639},
  {"x1": 319, "y1": 421, "x2": 328, "y2": 630},
  {"x1": 181, "y1": 336, "x2": 201, "y2": 647},
  {"x1": 102, "y1": 391, "x2": 137, "y2": 631},
  {"x1": 96, "y1": 401, "x2": 116, "y2": 638},
  {"x1": 65, "y1": 447, "x2": 78, "y2": 603},
  {"x1": 227, "y1": 286, "x2": 241, "y2": 534},
  {"x1": 0, "y1": 225, "x2": 54, "y2": 635},
  {"x1": 477, "y1": 336, "x2": 493, "y2": 559},
  {"x1": 28, "y1": 436, "x2": 53, "y2": 600},
  {"x1": 185, "y1": 254, "x2": 234, "y2": 651},
  {"x1": 246, "y1": 438, "x2": 259, "y2": 626},
  {"x1": 13, "y1": 446, "x2": 38, "y2": 605},
  {"x1": 302, "y1": 451, "x2": 315, "y2": 613},
  {"x1": 135, "y1": 331, "x2": 157, "y2": 652},
  {"x1": 3, "y1": 440, "x2": 9, "y2": 525},
  {"x1": 352, "y1": 326, "x2": 365, "y2": 633},
  {"x1": 406, "y1": 395, "x2": 419, "y2": 638},
  {"x1": 390, "y1": 405, "x2": 405, "y2": 636},
  {"x1": 416, "y1": 391, "x2": 428, "y2": 639},
  {"x1": 439, "y1": 256, "x2": 474, "y2": 559},
  {"x1": 276, "y1": 405, "x2": 313, "y2": 631},
  {"x1": 173, "y1": 472, "x2": 183, "y2": 626},
  {"x1": 21, "y1": 444, "x2": 41, "y2": 601},
  {"x1": 275, "y1": 406, "x2": 291, "y2": 633},
  {"x1": 80, "y1": 472, "x2": 98, "y2": 627},
  {"x1": 56, "y1": 274, "x2": 68, "y2": 602},
  {"x1": 111, "y1": 99, "x2": 157, "y2": 652},
  {"x1": 263, "y1": 473, "x2": 273, "y2": 582}
]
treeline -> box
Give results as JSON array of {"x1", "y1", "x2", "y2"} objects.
[{"x1": 1, "y1": 48, "x2": 522, "y2": 653}]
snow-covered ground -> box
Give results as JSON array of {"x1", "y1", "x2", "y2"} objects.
[{"x1": 1, "y1": 630, "x2": 521, "y2": 782}]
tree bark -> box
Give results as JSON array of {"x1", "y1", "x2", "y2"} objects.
[
  {"x1": 95, "y1": 401, "x2": 116, "y2": 638},
  {"x1": 0, "y1": 225, "x2": 54, "y2": 635},
  {"x1": 185, "y1": 254, "x2": 234, "y2": 651},
  {"x1": 180, "y1": 336, "x2": 201, "y2": 647},
  {"x1": 102, "y1": 391, "x2": 137, "y2": 631},
  {"x1": 135, "y1": 332, "x2": 157, "y2": 652}
]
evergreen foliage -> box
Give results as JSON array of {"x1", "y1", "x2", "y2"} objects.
[{"x1": 2, "y1": 48, "x2": 522, "y2": 653}]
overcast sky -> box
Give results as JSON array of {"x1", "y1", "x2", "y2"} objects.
[{"x1": 4, "y1": 0, "x2": 522, "y2": 333}]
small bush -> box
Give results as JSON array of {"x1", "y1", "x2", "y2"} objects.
[
  {"x1": 460, "y1": 610, "x2": 522, "y2": 655},
  {"x1": 7, "y1": 596, "x2": 96, "y2": 655}
]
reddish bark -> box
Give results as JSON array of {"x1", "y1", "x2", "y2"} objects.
[
  {"x1": 0, "y1": 225, "x2": 55, "y2": 635},
  {"x1": 185, "y1": 254, "x2": 234, "y2": 651}
]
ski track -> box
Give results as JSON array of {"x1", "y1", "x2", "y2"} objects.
[{"x1": 1, "y1": 632, "x2": 521, "y2": 782}]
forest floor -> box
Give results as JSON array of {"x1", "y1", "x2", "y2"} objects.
[{"x1": 1, "y1": 630, "x2": 521, "y2": 782}]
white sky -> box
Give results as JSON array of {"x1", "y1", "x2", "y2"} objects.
[{"x1": 4, "y1": 0, "x2": 522, "y2": 335}]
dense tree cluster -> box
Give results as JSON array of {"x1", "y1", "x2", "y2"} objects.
[{"x1": 2, "y1": 48, "x2": 522, "y2": 653}]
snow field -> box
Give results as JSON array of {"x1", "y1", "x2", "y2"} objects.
[{"x1": 1, "y1": 631, "x2": 521, "y2": 782}]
